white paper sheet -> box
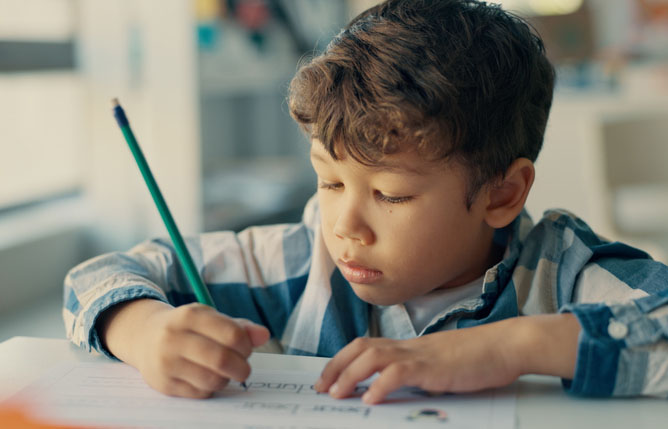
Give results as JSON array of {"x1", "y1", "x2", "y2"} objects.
[{"x1": 10, "y1": 362, "x2": 516, "y2": 429}]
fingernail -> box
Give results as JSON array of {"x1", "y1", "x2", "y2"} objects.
[
  {"x1": 314, "y1": 378, "x2": 322, "y2": 391},
  {"x1": 362, "y1": 391, "x2": 372, "y2": 403},
  {"x1": 329, "y1": 382, "x2": 340, "y2": 396}
]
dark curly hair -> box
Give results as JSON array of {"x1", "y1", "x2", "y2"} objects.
[{"x1": 288, "y1": 0, "x2": 555, "y2": 208}]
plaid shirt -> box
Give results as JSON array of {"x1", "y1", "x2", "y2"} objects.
[{"x1": 63, "y1": 196, "x2": 668, "y2": 398}]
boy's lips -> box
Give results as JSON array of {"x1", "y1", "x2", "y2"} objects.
[{"x1": 337, "y1": 259, "x2": 383, "y2": 284}]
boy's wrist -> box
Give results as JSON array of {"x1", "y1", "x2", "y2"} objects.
[
  {"x1": 509, "y1": 313, "x2": 581, "y2": 379},
  {"x1": 99, "y1": 298, "x2": 172, "y2": 365}
]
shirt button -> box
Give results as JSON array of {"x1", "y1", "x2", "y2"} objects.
[{"x1": 607, "y1": 320, "x2": 629, "y2": 339}]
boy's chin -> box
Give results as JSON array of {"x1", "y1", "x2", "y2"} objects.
[{"x1": 349, "y1": 283, "x2": 406, "y2": 307}]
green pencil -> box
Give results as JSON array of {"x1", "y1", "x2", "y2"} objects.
[{"x1": 112, "y1": 98, "x2": 215, "y2": 307}]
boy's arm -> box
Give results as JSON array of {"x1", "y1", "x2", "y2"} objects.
[
  {"x1": 557, "y1": 258, "x2": 668, "y2": 397},
  {"x1": 61, "y1": 217, "x2": 318, "y2": 398},
  {"x1": 318, "y1": 257, "x2": 668, "y2": 403},
  {"x1": 62, "y1": 237, "x2": 274, "y2": 398},
  {"x1": 522, "y1": 211, "x2": 668, "y2": 398},
  {"x1": 63, "y1": 201, "x2": 317, "y2": 357},
  {"x1": 316, "y1": 313, "x2": 580, "y2": 404}
]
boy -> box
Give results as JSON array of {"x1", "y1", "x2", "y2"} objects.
[{"x1": 64, "y1": 0, "x2": 668, "y2": 404}]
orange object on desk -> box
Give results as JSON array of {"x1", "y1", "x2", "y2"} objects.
[{"x1": 0, "y1": 404, "x2": 85, "y2": 429}]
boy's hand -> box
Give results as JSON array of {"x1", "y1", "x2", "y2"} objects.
[
  {"x1": 315, "y1": 314, "x2": 580, "y2": 404},
  {"x1": 100, "y1": 299, "x2": 270, "y2": 399}
]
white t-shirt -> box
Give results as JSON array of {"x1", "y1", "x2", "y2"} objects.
[{"x1": 404, "y1": 275, "x2": 484, "y2": 335}]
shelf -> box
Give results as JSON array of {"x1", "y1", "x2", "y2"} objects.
[{"x1": 198, "y1": 21, "x2": 299, "y2": 96}]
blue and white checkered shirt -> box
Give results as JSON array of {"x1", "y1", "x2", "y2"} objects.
[{"x1": 63, "y1": 196, "x2": 668, "y2": 398}]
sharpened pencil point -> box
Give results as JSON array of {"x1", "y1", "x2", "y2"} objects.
[{"x1": 111, "y1": 97, "x2": 120, "y2": 108}]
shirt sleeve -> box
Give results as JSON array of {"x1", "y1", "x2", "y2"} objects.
[
  {"x1": 63, "y1": 195, "x2": 319, "y2": 358},
  {"x1": 560, "y1": 253, "x2": 668, "y2": 398}
]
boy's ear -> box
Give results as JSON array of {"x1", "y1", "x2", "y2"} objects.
[{"x1": 483, "y1": 158, "x2": 535, "y2": 229}]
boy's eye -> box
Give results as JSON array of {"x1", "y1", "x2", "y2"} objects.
[
  {"x1": 318, "y1": 181, "x2": 412, "y2": 204},
  {"x1": 375, "y1": 190, "x2": 413, "y2": 204},
  {"x1": 318, "y1": 181, "x2": 342, "y2": 191}
]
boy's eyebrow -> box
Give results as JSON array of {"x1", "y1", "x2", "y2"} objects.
[
  {"x1": 373, "y1": 162, "x2": 427, "y2": 176},
  {"x1": 309, "y1": 150, "x2": 330, "y2": 165},
  {"x1": 310, "y1": 149, "x2": 428, "y2": 176}
]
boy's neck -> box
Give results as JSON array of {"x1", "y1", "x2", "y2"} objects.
[{"x1": 443, "y1": 230, "x2": 504, "y2": 290}]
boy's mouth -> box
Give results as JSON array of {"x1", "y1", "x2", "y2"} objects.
[{"x1": 337, "y1": 259, "x2": 383, "y2": 284}]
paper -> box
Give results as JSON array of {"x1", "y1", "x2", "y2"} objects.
[{"x1": 10, "y1": 362, "x2": 516, "y2": 429}]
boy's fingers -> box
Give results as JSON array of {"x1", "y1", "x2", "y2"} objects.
[
  {"x1": 316, "y1": 338, "x2": 378, "y2": 392},
  {"x1": 327, "y1": 349, "x2": 389, "y2": 399},
  {"x1": 178, "y1": 332, "x2": 251, "y2": 382},
  {"x1": 163, "y1": 377, "x2": 212, "y2": 399},
  {"x1": 235, "y1": 319, "x2": 271, "y2": 347},
  {"x1": 314, "y1": 339, "x2": 363, "y2": 393},
  {"x1": 179, "y1": 305, "x2": 254, "y2": 357},
  {"x1": 172, "y1": 357, "x2": 230, "y2": 393},
  {"x1": 363, "y1": 363, "x2": 422, "y2": 404}
]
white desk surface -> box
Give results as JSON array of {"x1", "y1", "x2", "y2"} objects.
[{"x1": 1, "y1": 336, "x2": 666, "y2": 428}]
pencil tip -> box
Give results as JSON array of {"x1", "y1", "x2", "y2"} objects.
[{"x1": 111, "y1": 97, "x2": 120, "y2": 108}]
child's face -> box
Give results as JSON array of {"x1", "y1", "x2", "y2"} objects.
[{"x1": 310, "y1": 141, "x2": 498, "y2": 306}]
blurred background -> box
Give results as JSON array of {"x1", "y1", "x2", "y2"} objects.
[{"x1": 1, "y1": 0, "x2": 667, "y2": 342}]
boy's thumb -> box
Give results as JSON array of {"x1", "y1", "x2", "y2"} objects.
[{"x1": 236, "y1": 319, "x2": 270, "y2": 347}]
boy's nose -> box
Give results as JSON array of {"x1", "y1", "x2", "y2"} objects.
[{"x1": 333, "y1": 202, "x2": 375, "y2": 246}]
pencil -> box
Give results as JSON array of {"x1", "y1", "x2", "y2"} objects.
[
  {"x1": 111, "y1": 98, "x2": 216, "y2": 307},
  {"x1": 112, "y1": 99, "x2": 248, "y2": 388}
]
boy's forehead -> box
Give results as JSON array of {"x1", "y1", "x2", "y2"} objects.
[{"x1": 309, "y1": 139, "x2": 449, "y2": 176}]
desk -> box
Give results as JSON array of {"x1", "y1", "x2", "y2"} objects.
[{"x1": 1, "y1": 337, "x2": 666, "y2": 428}]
